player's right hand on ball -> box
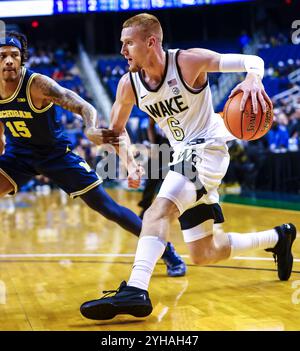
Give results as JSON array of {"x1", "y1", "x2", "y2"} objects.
[
  {"x1": 86, "y1": 127, "x2": 121, "y2": 145},
  {"x1": 229, "y1": 74, "x2": 272, "y2": 114}
]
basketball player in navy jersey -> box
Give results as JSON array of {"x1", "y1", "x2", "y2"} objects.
[
  {"x1": 0, "y1": 31, "x2": 187, "y2": 277},
  {"x1": 80, "y1": 13, "x2": 297, "y2": 320}
]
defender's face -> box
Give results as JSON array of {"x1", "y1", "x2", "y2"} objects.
[
  {"x1": 120, "y1": 26, "x2": 148, "y2": 72},
  {"x1": 0, "y1": 46, "x2": 22, "y2": 82}
]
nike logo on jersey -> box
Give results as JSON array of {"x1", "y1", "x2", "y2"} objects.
[
  {"x1": 141, "y1": 95, "x2": 147, "y2": 99},
  {"x1": 144, "y1": 95, "x2": 188, "y2": 119}
]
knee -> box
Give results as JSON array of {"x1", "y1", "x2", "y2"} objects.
[
  {"x1": 141, "y1": 199, "x2": 179, "y2": 238},
  {"x1": 143, "y1": 206, "x2": 156, "y2": 222},
  {"x1": 96, "y1": 201, "x2": 122, "y2": 221},
  {"x1": 143, "y1": 205, "x2": 168, "y2": 225},
  {"x1": 80, "y1": 187, "x2": 119, "y2": 220},
  {"x1": 99, "y1": 207, "x2": 118, "y2": 221}
]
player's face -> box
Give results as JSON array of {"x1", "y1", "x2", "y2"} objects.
[
  {"x1": 0, "y1": 46, "x2": 22, "y2": 82},
  {"x1": 120, "y1": 27, "x2": 149, "y2": 72}
]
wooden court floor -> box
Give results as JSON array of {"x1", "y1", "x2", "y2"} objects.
[{"x1": 0, "y1": 189, "x2": 299, "y2": 331}]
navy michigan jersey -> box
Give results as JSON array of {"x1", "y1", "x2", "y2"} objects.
[
  {"x1": 0, "y1": 67, "x2": 70, "y2": 154},
  {"x1": 0, "y1": 67, "x2": 102, "y2": 196}
]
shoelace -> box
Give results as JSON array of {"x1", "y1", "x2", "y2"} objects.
[
  {"x1": 101, "y1": 283, "x2": 125, "y2": 299},
  {"x1": 101, "y1": 289, "x2": 119, "y2": 299}
]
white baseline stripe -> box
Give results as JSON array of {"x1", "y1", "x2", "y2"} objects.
[
  {"x1": 0, "y1": 253, "x2": 135, "y2": 258},
  {"x1": 0, "y1": 253, "x2": 299, "y2": 262},
  {"x1": 233, "y1": 256, "x2": 300, "y2": 262}
]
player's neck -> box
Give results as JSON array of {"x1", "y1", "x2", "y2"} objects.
[
  {"x1": 141, "y1": 49, "x2": 166, "y2": 84},
  {"x1": 0, "y1": 70, "x2": 22, "y2": 100}
]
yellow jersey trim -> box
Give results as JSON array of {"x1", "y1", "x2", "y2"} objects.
[
  {"x1": 0, "y1": 168, "x2": 18, "y2": 195},
  {"x1": 69, "y1": 179, "x2": 103, "y2": 199},
  {"x1": 26, "y1": 73, "x2": 53, "y2": 114},
  {"x1": 0, "y1": 67, "x2": 26, "y2": 104}
]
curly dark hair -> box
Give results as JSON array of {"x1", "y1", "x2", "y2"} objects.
[{"x1": 6, "y1": 31, "x2": 28, "y2": 66}]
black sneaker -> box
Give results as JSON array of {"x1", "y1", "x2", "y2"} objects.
[
  {"x1": 265, "y1": 223, "x2": 297, "y2": 281},
  {"x1": 80, "y1": 281, "x2": 153, "y2": 320}
]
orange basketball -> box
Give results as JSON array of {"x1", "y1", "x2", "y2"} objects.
[{"x1": 223, "y1": 92, "x2": 273, "y2": 141}]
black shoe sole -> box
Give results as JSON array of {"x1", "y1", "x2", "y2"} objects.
[
  {"x1": 278, "y1": 224, "x2": 297, "y2": 281},
  {"x1": 278, "y1": 254, "x2": 293, "y2": 281},
  {"x1": 80, "y1": 302, "x2": 153, "y2": 320}
]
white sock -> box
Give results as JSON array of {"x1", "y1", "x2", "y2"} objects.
[
  {"x1": 228, "y1": 229, "x2": 279, "y2": 257},
  {"x1": 127, "y1": 236, "x2": 167, "y2": 291}
]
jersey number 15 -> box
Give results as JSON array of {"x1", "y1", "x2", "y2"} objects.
[{"x1": 6, "y1": 121, "x2": 32, "y2": 138}]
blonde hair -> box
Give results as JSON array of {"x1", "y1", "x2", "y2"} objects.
[{"x1": 122, "y1": 13, "x2": 163, "y2": 43}]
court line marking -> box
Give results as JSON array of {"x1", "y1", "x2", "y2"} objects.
[
  {"x1": 1, "y1": 259, "x2": 299, "y2": 274},
  {"x1": 0, "y1": 253, "x2": 299, "y2": 262}
]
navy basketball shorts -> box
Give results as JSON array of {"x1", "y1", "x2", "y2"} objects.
[{"x1": 0, "y1": 149, "x2": 102, "y2": 198}]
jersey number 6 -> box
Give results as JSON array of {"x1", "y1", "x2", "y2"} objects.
[{"x1": 167, "y1": 117, "x2": 185, "y2": 141}]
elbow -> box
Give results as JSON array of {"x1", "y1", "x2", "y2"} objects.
[{"x1": 81, "y1": 103, "x2": 97, "y2": 118}]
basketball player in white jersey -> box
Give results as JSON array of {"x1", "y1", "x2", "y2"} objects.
[{"x1": 80, "y1": 13, "x2": 297, "y2": 320}]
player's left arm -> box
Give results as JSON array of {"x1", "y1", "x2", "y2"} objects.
[
  {"x1": 184, "y1": 48, "x2": 272, "y2": 113},
  {"x1": 30, "y1": 74, "x2": 104, "y2": 144}
]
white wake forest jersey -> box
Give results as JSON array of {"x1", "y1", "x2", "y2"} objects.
[{"x1": 130, "y1": 49, "x2": 234, "y2": 151}]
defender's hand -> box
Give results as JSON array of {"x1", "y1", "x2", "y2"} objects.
[
  {"x1": 229, "y1": 73, "x2": 272, "y2": 114},
  {"x1": 86, "y1": 127, "x2": 121, "y2": 145}
]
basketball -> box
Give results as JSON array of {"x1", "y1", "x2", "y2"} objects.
[{"x1": 223, "y1": 92, "x2": 273, "y2": 141}]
